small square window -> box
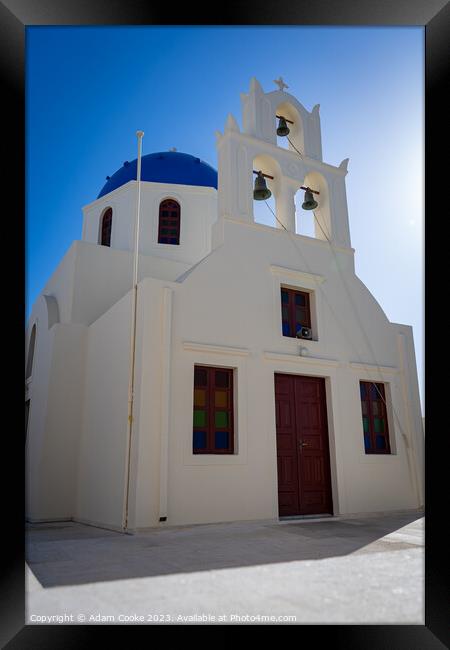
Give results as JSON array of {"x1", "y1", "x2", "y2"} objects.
[{"x1": 280, "y1": 287, "x2": 311, "y2": 339}]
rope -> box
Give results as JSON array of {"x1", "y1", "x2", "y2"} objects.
[{"x1": 287, "y1": 136, "x2": 303, "y2": 159}]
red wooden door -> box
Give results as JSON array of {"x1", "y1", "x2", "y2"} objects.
[{"x1": 275, "y1": 374, "x2": 333, "y2": 516}]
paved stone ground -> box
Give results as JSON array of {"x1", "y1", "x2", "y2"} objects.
[{"x1": 26, "y1": 511, "x2": 424, "y2": 625}]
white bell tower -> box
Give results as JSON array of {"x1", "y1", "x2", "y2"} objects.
[{"x1": 215, "y1": 77, "x2": 352, "y2": 249}]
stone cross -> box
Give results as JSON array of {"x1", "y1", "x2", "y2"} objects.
[{"x1": 274, "y1": 77, "x2": 288, "y2": 91}]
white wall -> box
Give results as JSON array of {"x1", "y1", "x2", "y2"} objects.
[
  {"x1": 82, "y1": 181, "x2": 217, "y2": 267},
  {"x1": 129, "y1": 217, "x2": 423, "y2": 529},
  {"x1": 70, "y1": 240, "x2": 190, "y2": 325},
  {"x1": 127, "y1": 279, "x2": 170, "y2": 529},
  {"x1": 26, "y1": 297, "x2": 56, "y2": 520},
  {"x1": 36, "y1": 243, "x2": 77, "y2": 324},
  {"x1": 26, "y1": 294, "x2": 87, "y2": 520},
  {"x1": 37, "y1": 324, "x2": 87, "y2": 518},
  {"x1": 29, "y1": 238, "x2": 192, "y2": 329},
  {"x1": 76, "y1": 290, "x2": 133, "y2": 530}
]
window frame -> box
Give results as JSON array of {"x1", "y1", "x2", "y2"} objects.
[
  {"x1": 26, "y1": 323, "x2": 37, "y2": 380},
  {"x1": 100, "y1": 207, "x2": 113, "y2": 247},
  {"x1": 280, "y1": 286, "x2": 312, "y2": 338},
  {"x1": 158, "y1": 198, "x2": 181, "y2": 245},
  {"x1": 359, "y1": 381, "x2": 391, "y2": 455},
  {"x1": 193, "y1": 365, "x2": 234, "y2": 455}
]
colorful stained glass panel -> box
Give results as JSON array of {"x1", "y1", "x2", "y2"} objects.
[
  {"x1": 215, "y1": 391, "x2": 227, "y2": 408},
  {"x1": 215, "y1": 431, "x2": 229, "y2": 449},
  {"x1": 215, "y1": 411, "x2": 228, "y2": 428},
  {"x1": 194, "y1": 389, "x2": 205, "y2": 407},
  {"x1": 374, "y1": 417, "x2": 384, "y2": 433},
  {"x1": 194, "y1": 368, "x2": 207, "y2": 386},
  {"x1": 376, "y1": 435, "x2": 386, "y2": 450},
  {"x1": 193, "y1": 410, "x2": 206, "y2": 427},
  {"x1": 363, "y1": 417, "x2": 369, "y2": 433},
  {"x1": 215, "y1": 371, "x2": 229, "y2": 388},
  {"x1": 193, "y1": 430, "x2": 207, "y2": 450}
]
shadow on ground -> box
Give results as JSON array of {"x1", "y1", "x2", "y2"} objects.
[{"x1": 26, "y1": 511, "x2": 424, "y2": 588}]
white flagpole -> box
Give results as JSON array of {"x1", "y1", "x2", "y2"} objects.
[{"x1": 123, "y1": 130, "x2": 144, "y2": 532}]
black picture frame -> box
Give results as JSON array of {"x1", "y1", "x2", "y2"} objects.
[{"x1": 4, "y1": 0, "x2": 447, "y2": 646}]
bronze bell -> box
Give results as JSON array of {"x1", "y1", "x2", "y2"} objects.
[
  {"x1": 301, "y1": 187, "x2": 318, "y2": 210},
  {"x1": 253, "y1": 171, "x2": 272, "y2": 201},
  {"x1": 276, "y1": 116, "x2": 290, "y2": 137}
]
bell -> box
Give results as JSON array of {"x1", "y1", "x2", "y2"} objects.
[
  {"x1": 302, "y1": 187, "x2": 318, "y2": 210},
  {"x1": 276, "y1": 116, "x2": 290, "y2": 137},
  {"x1": 253, "y1": 171, "x2": 272, "y2": 200}
]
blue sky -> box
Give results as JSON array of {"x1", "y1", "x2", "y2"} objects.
[{"x1": 26, "y1": 26, "x2": 424, "y2": 411}]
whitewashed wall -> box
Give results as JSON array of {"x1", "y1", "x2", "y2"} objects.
[
  {"x1": 26, "y1": 293, "x2": 87, "y2": 521},
  {"x1": 126, "y1": 217, "x2": 423, "y2": 529},
  {"x1": 82, "y1": 181, "x2": 217, "y2": 267},
  {"x1": 76, "y1": 291, "x2": 132, "y2": 530}
]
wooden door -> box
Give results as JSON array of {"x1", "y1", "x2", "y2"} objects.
[{"x1": 275, "y1": 374, "x2": 333, "y2": 516}]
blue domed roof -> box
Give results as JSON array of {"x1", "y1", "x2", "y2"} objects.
[{"x1": 98, "y1": 151, "x2": 218, "y2": 198}]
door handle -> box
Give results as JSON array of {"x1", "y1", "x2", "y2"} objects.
[{"x1": 299, "y1": 441, "x2": 309, "y2": 448}]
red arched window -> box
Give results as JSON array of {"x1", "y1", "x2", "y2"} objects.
[
  {"x1": 100, "y1": 208, "x2": 112, "y2": 246},
  {"x1": 158, "y1": 199, "x2": 180, "y2": 245}
]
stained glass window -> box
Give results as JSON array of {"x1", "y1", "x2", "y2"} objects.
[
  {"x1": 359, "y1": 381, "x2": 391, "y2": 454},
  {"x1": 158, "y1": 199, "x2": 180, "y2": 245},
  {"x1": 280, "y1": 287, "x2": 311, "y2": 339},
  {"x1": 100, "y1": 207, "x2": 112, "y2": 247},
  {"x1": 193, "y1": 366, "x2": 234, "y2": 454}
]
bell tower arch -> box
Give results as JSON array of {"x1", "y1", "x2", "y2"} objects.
[{"x1": 215, "y1": 77, "x2": 352, "y2": 249}]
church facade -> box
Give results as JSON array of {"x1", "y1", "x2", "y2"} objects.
[{"x1": 25, "y1": 78, "x2": 424, "y2": 532}]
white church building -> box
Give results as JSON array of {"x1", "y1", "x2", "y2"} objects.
[{"x1": 25, "y1": 77, "x2": 424, "y2": 532}]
